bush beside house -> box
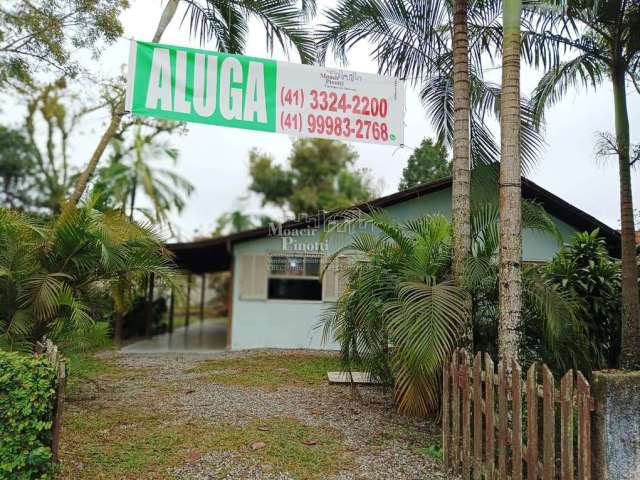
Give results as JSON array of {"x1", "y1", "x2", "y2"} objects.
[{"x1": 0, "y1": 351, "x2": 58, "y2": 479}]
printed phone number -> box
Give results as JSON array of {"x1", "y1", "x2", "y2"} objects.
[
  {"x1": 280, "y1": 88, "x2": 390, "y2": 118},
  {"x1": 280, "y1": 113, "x2": 391, "y2": 142}
]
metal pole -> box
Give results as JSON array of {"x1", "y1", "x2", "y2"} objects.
[
  {"x1": 145, "y1": 273, "x2": 155, "y2": 338},
  {"x1": 168, "y1": 287, "x2": 175, "y2": 334},
  {"x1": 200, "y1": 273, "x2": 206, "y2": 323},
  {"x1": 185, "y1": 273, "x2": 191, "y2": 328}
]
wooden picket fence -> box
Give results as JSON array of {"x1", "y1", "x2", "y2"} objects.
[
  {"x1": 36, "y1": 339, "x2": 67, "y2": 463},
  {"x1": 442, "y1": 349, "x2": 594, "y2": 479}
]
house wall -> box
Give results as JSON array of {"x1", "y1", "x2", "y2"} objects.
[{"x1": 229, "y1": 187, "x2": 579, "y2": 350}]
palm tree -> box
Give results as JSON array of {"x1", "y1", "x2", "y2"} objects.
[
  {"x1": 317, "y1": 0, "x2": 544, "y2": 352},
  {"x1": 97, "y1": 126, "x2": 194, "y2": 232},
  {"x1": 497, "y1": 0, "x2": 523, "y2": 361},
  {"x1": 0, "y1": 199, "x2": 178, "y2": 351},
  {"x1": 64, "y1": 0, "x2": 317, "y2": 216},
  {"x1": 322, "y1": 211, "x2": 470, "y2": 416},
  {"x1": 322, "y1": 201, "x2": 579, "y2": 415},
  {"x1": 525, "y1": 0, "x2": 640, "y2": 368}
]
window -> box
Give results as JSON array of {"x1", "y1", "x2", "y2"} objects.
[{"x1": 267, "y1": 254, "x2": 322, "y2": 301}]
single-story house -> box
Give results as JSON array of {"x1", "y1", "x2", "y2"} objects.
[{"x1": 167, "y1": 177, "x2": 620, "y2": 351}]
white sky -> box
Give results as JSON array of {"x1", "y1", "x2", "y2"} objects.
[{"x1": 5, "y1": 0, "x2": 639, "y2": 240}]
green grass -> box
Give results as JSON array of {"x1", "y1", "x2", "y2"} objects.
[
  {"x1": 60, "y1": 407, "x2": 352, "y2": 479},
  {"x1": 190, "y1": 352, "x2": 343, "y2": 388}
]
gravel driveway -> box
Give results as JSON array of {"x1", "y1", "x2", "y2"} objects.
[{"x1": 60, "y1": 349, "x2": 457, "y2": 480}]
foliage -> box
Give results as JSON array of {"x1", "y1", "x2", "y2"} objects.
[
  {"x1": 0, "y1": 0, "x2": 127, "y2": 86},
  {"x1": 0, "y1": 125, "x2": 38, "y2": 209},
  {"x1": 541, "y1": 230, "x2": 622, "y2": 370},
  {"x1": 466, "y1": 203, "x2": 589, "y2": 374},
  {"x1": 317, "y1": 0, "x2": 544, "y2": 171},
  {"x1": 182, "y1": 0, "x2": 317, "y2": 64},
  {"x1": 249, "y1": 138, "x2": 378, "y2": 217},
  {"x1": 525, "y1": 0, "x2": 640, "y2": 368},
  {"x1": 323, "y1": 202, "x2": 582, "y2": 415},
  {"x1": 2, "y1": 78, "x2": 109, "y2": 213},
  {"x1": 398, "y1": 138, "x2": 451, "y2": 190},
  {"x1": 95, "y1": 123, "x2": 194, "y2": 231},
  {"x1": 119, "y1": 296, "x2": 168, "y2": 339},
  {"x1": 0, "y1": 197, "x2": 178, "y2": 351},
  {"x1": 322, "y1": 211, "x2": 470, "y2": 416},
  {"x1": 191, "y1": 351, "x2": 342, "y2": 388},
  {"x1": 0, "y1": 351, "x2": 57, "y2": 479}
]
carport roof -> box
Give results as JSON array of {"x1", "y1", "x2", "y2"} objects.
[{"x1": 167, "y1": 176, "x2": 621, "y2": 273}]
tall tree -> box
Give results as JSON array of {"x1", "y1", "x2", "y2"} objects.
[
  {"x1": 249, "y1": 138, "x2": 377, "y2": 217},
  {"x1": 95, "y1": 124, "x2": 194, "y2": 231},
  {"x1": 0, "y1": 126, "x2": 38, "y2": 209},
  {"x1": 0, "y1": 0, "x2": 126, "y2": 87},
  {"x1": 318, "y1": 0, "x2": 543, "y2": 353},
  {"x1": 498, "y1": 0, "x2": 523, "y2": 360},
  {"x1": 526, "y1": 0, "x2": 640, "y2": 368},
  {"x1": 398, "y1": 137, "x2": 450, "y2": 190},
  {"x1": 11, "y1": 78, "x2": 107, "y2": 213},
  {"x1": 65, "y1": 0, "x2": 317, "y2": 216}
]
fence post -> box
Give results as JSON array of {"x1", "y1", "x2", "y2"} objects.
[
  {"x1": 497, "y1": 358, "x2": 508, "y2": 478},
  {"x1": 511, "y1": 358, "x2": 523, "y2": 480},
  {"x1": 542, "y1": 364, "x2": 556, "y2": 480},
  {"x1": 452, "y1": 350, "x2": 461, "y2": 472},
  {"x1": 484, "y1": 353, "x2": 495, "y2": 480},
  {"x1": 473, "y1": 353, "x2": 482, "y2": 480},
  {"x1": 526, "y1": 364, "x2": 538, "y2": 480},
  {"x1": 560, "y1": 370, "x2": 574, "y2": 480},
  {"x1": 592, "y1": 370, "x2": 640, "y2": 479},
  {"x1": 461, "y1": 350, "x2": 471, "y2": 480},
  {"x1": 443, "y1": 356, "x2": 451, "y2": 468}
]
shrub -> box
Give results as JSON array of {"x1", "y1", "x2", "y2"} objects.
[
  {"x1": 541, "y1": 230, "x2": 622, "y2": 370},
  {"x1": 0, "y1": 351, "x2": 57, "y2": 479}
]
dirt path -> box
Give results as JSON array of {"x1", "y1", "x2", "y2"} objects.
[{"x1": 59, "y1": 350, "x2": 455, "y2": 479}]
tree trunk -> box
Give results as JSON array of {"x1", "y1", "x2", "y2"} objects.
[
  {"x1": 114, "y1": 311, "x2": 124, "y2": 343},
  {"x1": 451, "y1": 0, "x2": 473, "y2": 352},
  {"x1": 498, "y1": 0, "x2": 523, "y2": 361},
  {"x1": 61, "y1": 0, "x2": 179, "y2": 216},
  {"x1": 612, "y1": 66, "x2": 640, "y2": 369}
]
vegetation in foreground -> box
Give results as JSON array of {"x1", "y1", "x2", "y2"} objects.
[
  {"x1": 190, "y1": 351, "x2": 342, "y2": 388},
  {"x1": 59, "y1": 350, "x2": 441, "y2": 480}
]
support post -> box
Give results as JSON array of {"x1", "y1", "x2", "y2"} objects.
[
  {"x1": 144, "y1": 274, "x2": 155, "y2": 339},
  {"x1": 592, "y1": 370, "x2": 640, "y2": 479},
  {"x1": 168, "y1": 287, "x2": 175, "y2": 334},
  {"x1": 200, "y1": 273, "x2": 206, "y2": 323},
  {"x1": 226, "y1": 261, "x2": 234, "y2": 349},
  {"x1": 185, "y1": 273, "x2": 191, "y2": 327}
]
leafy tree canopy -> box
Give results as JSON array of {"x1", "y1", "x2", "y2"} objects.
[
  {"x1": 398, "y1": 138, "x2": 451, "y2": 190},
  {"x1": 249, "y1": 138, "x2": 378, "y2": 218},
  {"x1": 0, "y1": 125, "x2": 38, "y2": 209},
  {"x1": 0, "y1": 0, "x2": 127, "y2": 86}
]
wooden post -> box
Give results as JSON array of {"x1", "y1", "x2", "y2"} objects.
[
  {"x1": 443, "y1": 358, "x2": 451, "y2": 468},
  {"x1": 144, "y1": 273, "x2": 155, "y2": 339},
  {"x1": 497, "y1": 358, "x2": 508, "y2": 478},
  {"x1": 462, "y1": 350, "x2": 471, "y2": 480},
  {"x1": 484, "y1": 353, "x2": 495, "y2": 480},
  {"x1": 168, "y1": 287, "x2": 175, "y2": 334},
  {"x1": 185, "y1": 273, "x2": 191, "y2": 327},
  {"x1": 576, "y1": 372, "x2": 591, "y2": 480},
  {"x1": 560, "y1": 370, "x2": 574, "y2": 480},
  {"x1": 511, "y1": 358, "x2": 523, "y2": 480},
  {"x1": 526, "y1": 364, "x2": 538, "y2": 480},
  {"x1": 200, "y1": 273, "x2": 206, "y2": 323},
  {"x1": 452, "y1": 351, "x2": 461, "y2": 471},
  {"x1": 51, "y1": 360, "x2": 66, "y2": 462},
  {"x1": 542, "y1": 364, "x2": 556, "y2": 480},
  {"x1": 473, "y1": 353, "x2": 482, "y2": 480}
]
